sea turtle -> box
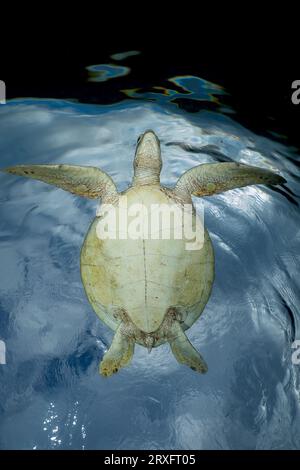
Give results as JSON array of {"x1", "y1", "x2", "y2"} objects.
[{"x1": 2, "y1": 130, "x2": 285, "y2": 376}]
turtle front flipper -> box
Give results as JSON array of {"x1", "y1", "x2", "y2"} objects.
[
  {"x1": 169, "y1": 321, "x2": 208, "y2": 373},
  {"x1": 174, "y1": 162, "x2": 286, "y2": 198},
  {"x1": 100, "y1": 323, "x2": 135, "y2": 377},
  {"x1": 1, "y1": 164, "x2": 118, "y2": 202}
]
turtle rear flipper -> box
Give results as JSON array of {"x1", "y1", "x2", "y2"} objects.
[
  {"x1": 99, "y1": 323, "x2": 135, "y2": 377},
  {"x1": 169, "y1": 321, "x2": 208, "y2": 373}
]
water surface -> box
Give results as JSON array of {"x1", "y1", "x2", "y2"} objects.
[{"x1": 0, "y1": 86, "x2": 299, "y2": 449}]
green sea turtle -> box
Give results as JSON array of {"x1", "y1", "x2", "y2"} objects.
[{"x1": 2, "y1": 130, "x2": 285, "y2": 376}]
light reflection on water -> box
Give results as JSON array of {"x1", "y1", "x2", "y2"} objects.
[
  {"x1": 86, "y1": 64, "x2": 131, "y2": 82},
  {"x1": 0, "y1": 92, "x2": 299, "y2": 449},
  {"x1": 122, "y1": 75, "x2": 227, "y2": 109}
]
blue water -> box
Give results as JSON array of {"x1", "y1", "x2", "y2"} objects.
[{"x1": 0, "y1": 93, "x2": 300, "y2": 449}]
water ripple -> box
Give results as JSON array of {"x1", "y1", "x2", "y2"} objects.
[{"x1": 0, "y1": 98, "x2": 299, "y2": 450}]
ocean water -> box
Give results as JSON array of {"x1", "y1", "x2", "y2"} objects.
[{"x1": 0, "y1": 88, "x2": 300, "y2": 449}]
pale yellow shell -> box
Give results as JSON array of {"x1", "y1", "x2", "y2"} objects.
[{"x1": 80, "y1": 185, "x2": 214, "y2": 335}]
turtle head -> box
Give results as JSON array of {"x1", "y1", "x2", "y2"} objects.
[
  {"x1": 133, "y1": 130, "x2": 162, "y2": 185},
  {"x1": 136, "y1": 129, "x2": 160, "y2": 157}
]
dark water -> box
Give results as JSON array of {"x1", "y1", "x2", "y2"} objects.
[{"x1": 0, "y1": 56, "x2": 300, "y2": 449}]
